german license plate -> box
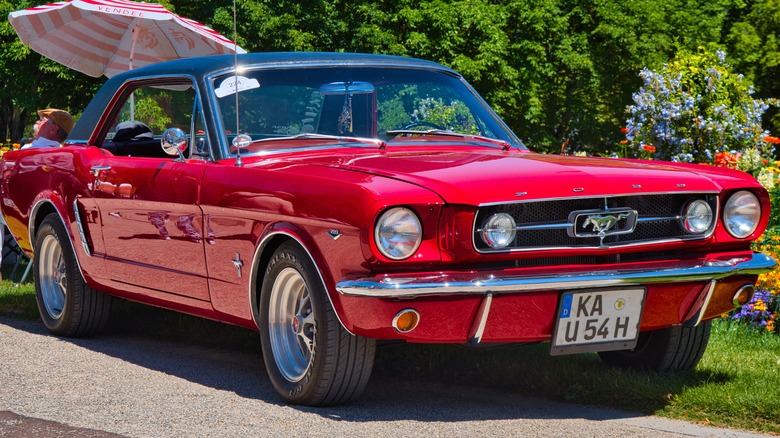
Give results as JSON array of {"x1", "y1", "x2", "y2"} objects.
[{"x1": 550, "y1": 288, "x2": 645, "y2": 356}]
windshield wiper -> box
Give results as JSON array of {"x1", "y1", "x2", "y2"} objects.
[
  {"x1": 385, "y1": 129, "x2": 511, "y2": 150},
  {"x1": 249, "y1": 133, "x2": 387, "y2": 149}
]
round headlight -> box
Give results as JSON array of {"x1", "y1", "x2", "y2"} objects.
[
  {"x1": 682, "y1": 199, "x2": 713, "y2": 234},
  {"x1": 481, "y1": 212, "x2": 517, "y2": 249},
  {"x1": 375, "y1": 207, "x2": 422, "y2": 260},
  {"x1": 723, "y1": 190, "x2": 761, "y2": 238}
]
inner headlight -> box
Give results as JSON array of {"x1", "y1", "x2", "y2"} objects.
[
  {"x1": 682, "y1": 199, "x2": 713, "y2": 234},
  {"x1": 481, "y1": 212, "x2": 517, "y2": 248},
  {"x1": 723, "y1": 190, "x2": 761, "y2": 238},
  {"x1": 375, "y1": 207, "x2": 422, "y2": 260}
]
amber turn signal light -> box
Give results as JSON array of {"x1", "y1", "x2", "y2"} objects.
[
  {"x1": 732, "y1": 284, "x2": 755, "y2": 307},
  {"x1": 392, "y1": 309, "x2": 420, "y2": 333}
]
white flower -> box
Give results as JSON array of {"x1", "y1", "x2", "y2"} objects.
[{"x1": 757, "y1": 167, "x2": 776, "y2": 190}]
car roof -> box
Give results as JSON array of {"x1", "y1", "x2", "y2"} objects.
[
  {"x1": 112, "y1": 52, "x2": 457, "y2": 80},
  {"x1": 68, "y1": 52, "x2": 459, "y2": 142}
]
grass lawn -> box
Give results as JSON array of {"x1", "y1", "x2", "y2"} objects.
[{"x1": 2, "y1": 275, "x2": 778, "y2": 434}]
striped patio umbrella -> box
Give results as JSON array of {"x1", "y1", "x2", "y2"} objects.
[{"x1": 9, "y1": 0, "x2": 246, "y2": 78}]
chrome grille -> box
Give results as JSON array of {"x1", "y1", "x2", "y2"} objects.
[{"x1": 473, "y1": 193, "x2": 718, "y2": 252}]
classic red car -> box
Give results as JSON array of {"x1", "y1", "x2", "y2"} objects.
[{"x1": 1, "y1": 53, "x2": 774, "y2": 406}]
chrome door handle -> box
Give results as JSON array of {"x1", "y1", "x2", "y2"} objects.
[{"x1": 90, "y1": 165, "x2": 111, "y2": 177}]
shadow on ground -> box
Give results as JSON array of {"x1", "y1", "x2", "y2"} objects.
[{"x1": 0, "y1": 294, "x2": 731, "y2": 423}]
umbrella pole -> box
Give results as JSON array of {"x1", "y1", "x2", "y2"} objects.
[{"x1": 129, "y1": 21, "x2": 141, "y2": 120}]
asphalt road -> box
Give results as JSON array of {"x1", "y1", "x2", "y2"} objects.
[{"x1": 0, "y1": 316, "x2": 769, "y2": 437}]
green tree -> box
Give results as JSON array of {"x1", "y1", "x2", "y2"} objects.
[
  {"x1": 4, "y1": 0, "x2": 773, "y2": 155},
  {"x1": 724, "y1": 0, "x2": 780, "y2": 140}
]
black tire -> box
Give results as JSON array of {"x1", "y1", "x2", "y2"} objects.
[
  {"x1": 259, "y1": 241, "x2": 375, "y2": 406},
  {"x1": 33, "y1": 214, "x2": 112, "y2": 337},
  {"x1": 598, "y1": 321, "x2": 711, "y2": 371}
]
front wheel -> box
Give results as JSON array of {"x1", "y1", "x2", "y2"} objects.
[
  {"x1": 259, "y1": 242, "x2": 375, "y2": 406},
  {"x1": 598, "y1": 321, "x2": 711, "y2": 371},
  {"x1": 34, "y1": 214, "x2": 112, "y2": 337}
]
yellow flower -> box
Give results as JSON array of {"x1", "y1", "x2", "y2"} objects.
[{"x1": 767, "y1": 320, "x2": 775, "y2": 332}]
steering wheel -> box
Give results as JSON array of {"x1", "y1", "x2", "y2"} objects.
[{"x1": 399, "y1": 121, "x2": 445, "y2": 131}]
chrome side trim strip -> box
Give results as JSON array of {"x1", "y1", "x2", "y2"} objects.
[
  {"x1": 72, "y1": 199, "x2": 91, "y2": 257},
  {"x1": 28, "y1": 198, "x2": 87, "y2": 279},
  {"x1": 336, "y1": 253, "x2": 775, "y2": 298},
  {"x1": 468, "y1": 293, "x2": 493, "y2": 344}
]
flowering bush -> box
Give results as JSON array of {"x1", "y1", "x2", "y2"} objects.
[
  {"x1": 0, "y1": 139, "x2": 21, "y2": 156},
  {"x1": 624, "y1": 48, "x2": 776, "y2": 165},
  {"x1": 731, "y1": 289, "x2": 778, "y2": 333},
  {"x1": 730, "y1": 230, "x2": 780, "y2": 334},
  {"x1": 620, "y1": 48, "x2": 780, "y2": 334}
]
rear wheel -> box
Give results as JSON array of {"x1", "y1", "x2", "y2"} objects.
[
  {"x1": 34, "y1": 214, "x2": 112, "y2": 337},
  {"x1": 598, "y1": 321, "x2": 711, "y2": 371},
  {"x1": 259, "y1": 241, "x2": 375, "y2": 406}
]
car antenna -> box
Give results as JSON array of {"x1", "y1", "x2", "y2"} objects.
[{"x1": 232, "y1": 0, "x2": 243, "y2": 167}]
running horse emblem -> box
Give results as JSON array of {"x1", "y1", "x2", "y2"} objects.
[{"x1": 583, "y1": 213, "x2": 632, "y2": 237}]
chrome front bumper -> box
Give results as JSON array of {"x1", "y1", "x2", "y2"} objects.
[{"x1": 336, "y1": 252, "x2": 776, "y2": 298}]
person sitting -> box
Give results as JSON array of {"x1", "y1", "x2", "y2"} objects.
[{"x1": 21, "y1": 108, "x2": 74, "y2": 149}]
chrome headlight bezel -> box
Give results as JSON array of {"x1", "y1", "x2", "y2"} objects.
[
  {"x1": 682, "y1": 199, "x2": 714, "y2": 235},
  {"x1": 375, "y1": 207, "x2": 423, "y2": 260},
  {"x1": 723, "y1": 190, "x2": 761, "y2": 239},
  {"x1": 481, "y1": 212, "x2": 517, "y2": 249}
]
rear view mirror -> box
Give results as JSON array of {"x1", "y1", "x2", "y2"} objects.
[
  {"x1": 319, "y1": 81, "x2": 375, "y2": 95},
  {"x1": 161, "y1": 127, "x2": 188, "y2": 161}
]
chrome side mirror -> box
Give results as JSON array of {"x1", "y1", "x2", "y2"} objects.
[{"x1": 161, "y1": 127, "x2": 188, "y2": 161}]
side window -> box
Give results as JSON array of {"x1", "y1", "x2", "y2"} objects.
[
  {"x1": 191, "y1": 102, "x2": 210, "y2": 159},
  {"x1": 102, "y1": 81, "x2": 199, "y2": 158}
]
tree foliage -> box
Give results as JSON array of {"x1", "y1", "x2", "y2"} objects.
[
  {"x1": 724, "y1": 0, "x2": 780, "y2": 135},
  {"x1": 2, "y1": 0, "x2": 780, "y2": 153}
]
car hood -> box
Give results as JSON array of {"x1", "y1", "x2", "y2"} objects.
[{"x1": 278, "y1": 148, "x2": 755, "y2": 205}]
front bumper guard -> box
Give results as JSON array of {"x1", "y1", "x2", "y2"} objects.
[{"x1": 336, "y1": 253, "x2": 776, "y2": 298}]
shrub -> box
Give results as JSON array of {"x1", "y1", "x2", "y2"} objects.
[
  {"x1": 624, "y1": 48, "x2": 776, "y2": 165},
  {"x1": 733, "y1": 229, "x2": 780, "y2": 334}
]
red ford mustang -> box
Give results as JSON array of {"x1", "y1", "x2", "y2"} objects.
[{"x1": 1, "y1": 53, "x2": 774, "y2": 406}]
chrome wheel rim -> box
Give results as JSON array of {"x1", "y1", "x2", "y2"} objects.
[
  {"x1": 268, "y1": 267, "x2": 315, "y2": 382},
  {"x1": 39, "y1": 234, "x2": 67, "y2": 320}
]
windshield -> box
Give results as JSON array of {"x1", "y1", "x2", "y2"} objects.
[{"x1": 211, "y1": 66, "x2": 525, "y2": 157}]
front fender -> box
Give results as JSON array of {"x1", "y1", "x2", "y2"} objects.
[{"x1": 249, "y1": 221, "x2": 359, "y2": 334}]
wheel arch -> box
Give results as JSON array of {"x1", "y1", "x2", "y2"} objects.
[
  {"x1": 28, "y1": 197, "x2": 88, "y2": 279},
  {"x1": 248, "y1": 225, "x2": 353, "y2": 335},
  {"x1": 30, "y1": 197, "x2": 68, "y2": 249}
]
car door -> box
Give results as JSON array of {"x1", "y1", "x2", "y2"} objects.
[
  {"x1": 87, "y1": 79, "x2": 211, "y2": 301},
  {"x1": 91, "y1": 157, "x2": 209, "y2": 300}
]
